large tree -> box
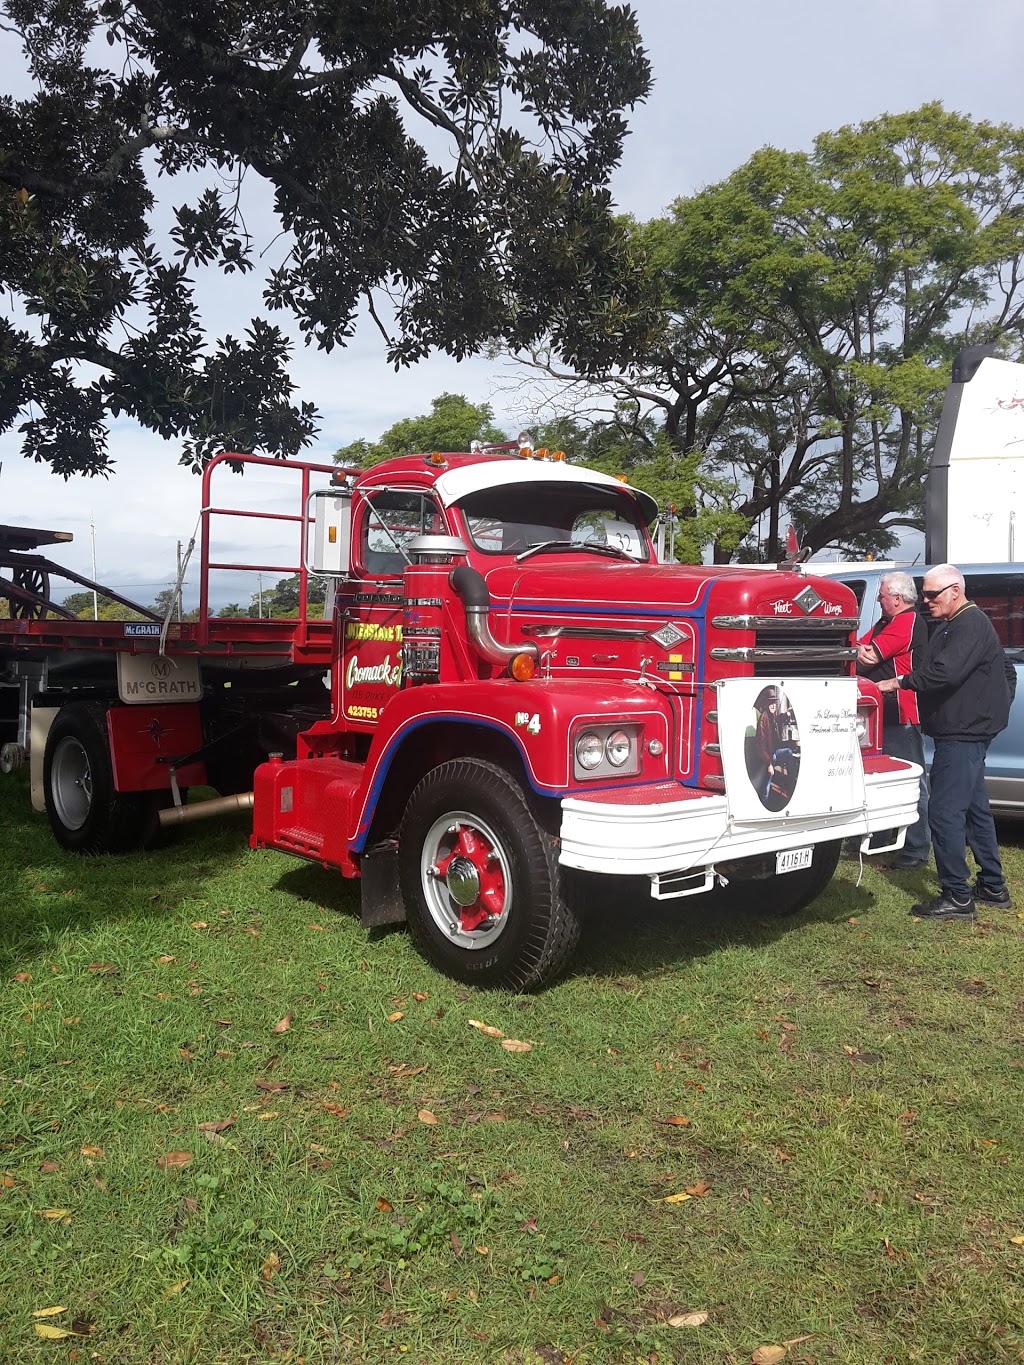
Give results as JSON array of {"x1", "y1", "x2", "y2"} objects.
[
  {"x1": 0, "y1": 0, "x2": 651, "y2": 478},
  {"x1": 512, "y1": 104, "x2": 1024, "y2": 560},
  {"x1": 335, "y1": 392, "x2": 507, "y2": 467}
]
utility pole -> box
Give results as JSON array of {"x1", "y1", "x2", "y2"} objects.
[
  {"x1": 257, "y1": 573, "x2": 263, "y2": 619},
  {"x1": 90, "y1": 513, "x2": 99, "y2": 620},
  {"x1": 175, "y1": 541, "x2": 183, "y2": 621}
]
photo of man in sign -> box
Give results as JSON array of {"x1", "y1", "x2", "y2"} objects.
[{"x1": 745, "y1": 686, "x2": 801, "y2": 812}]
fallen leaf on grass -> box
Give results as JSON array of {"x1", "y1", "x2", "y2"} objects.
[
  {"x1": 321, "y1": 1104, "x2": 350, "y2": 1119},
  {"x1": 36, "y1": 1208, "x2": 71, "y2": 1219},
  {"x1": 272, "y1": 1013, "x2": 292, "y2": 1033},
  {"x1": 197, "y1": 1118, "x2": 235, "y2": 1134},
  {"x1": 658, "y1": 1116, "x2": 691, "y2": 1127},
  {"x1": 191, "y1": 921, "x2": 208, "y2": 929},
  {"x1": 1, "y1": 1172, "x2": 16, "y2": 1187},
  {"x1": 685, "y1": 1180, "x2": 712, "y2": 1197},
  {"x1": 667, "y1": 1311, "x2": 708, "y2": 1328},
  {"x1": 87, "y1": 962, "x2": 117, "y2": 975},
  {"x1": 156, "y1": 1152, "x2": 192, "y2": 1171},
  {"x1": 751, "y1": 1348, "x2": 787, "y2": 1364},
  {"x1": 34, "y1": 1324, "x2": 84, "y2": 1340},
  {"x1": 306, "y1": 924, "x2": 324, "y2": 931},
  {"x1": 255, "y1": 1080, "x2": 288, "y2": 1093},
  {"x1": 386, "y1": 1062, "x2": 429, "y2": 1078},
  {"x1": 659, "y1": 1192, "x2": 692, "y2": 1204},
  {"x1": 412, "y1": 992, "x2": 429, "y2": 1002},
  {"x1": 418, "y1": 1109, "x2": 439, "y2": 1125},
  {"x1": 387, "y1": 1012, "x2": 404, "y2": 1023},
  {"x1": 261, "y1": 1251, "x2": 280, "y2": 1280},
  {"x1": 475, "y1": 1245, "x2": 489, "y2": 1255},
  {"x1": 468, "y1": 1019, "x2": 505, "y2": 1038},
  {"x1": 1010, "y1": 1236, "x2": 1024, "y2": 1245},
  {"x1": 80, "y1": 1146, "x2": 104, "y2": 1159},
  {"x1": 256, "y1": 1112, "x2": 279, "y2": 1121},
  {"x1": 774, "y1": 1147, "x2": 795, "y2": 1162},
  {"x1": 157, "y1": 955, "x2": 176, "y2": 965},
  {"x1": 501, "y1": 1039, "x2": 532, "y2": 1053},
  {"x1": 13, "y1": 972, "x2": 31, "y2": 983},
  {"x1": 30, "y1": 1307, "x2": 67, "y2": 1318},
  {"x1": 38, "y1": 1161, "x2": 60, "y2": 1174},
  {"x1": 163, "y1": 1279, "x2": 189, "y2": 1298}
]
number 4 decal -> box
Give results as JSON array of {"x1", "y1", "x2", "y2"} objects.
[{"x1": 514, "y1": 711, "x2": 541, "y2": 735}]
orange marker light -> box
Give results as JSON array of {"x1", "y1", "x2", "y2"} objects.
[
  {"x1": 509, "y1": 653, "x2": 537, "y2": 681},
  {"x1": 429, "y1": 451, "x2": 446, "y2": 465},
  {"x1": 534, "y1": 447, "x2": 549, "y2": 460},
  {"x1": 552, "y1": 450, "x2": 566, "y2": 462}
]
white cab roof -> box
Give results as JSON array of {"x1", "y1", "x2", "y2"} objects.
[{"x1": 432, "y1": 458, "x2": 659, "y2": 524}]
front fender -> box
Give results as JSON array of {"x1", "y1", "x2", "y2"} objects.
[{"x1": 350, "y1": 680, "x2": 673, "y2": 850}]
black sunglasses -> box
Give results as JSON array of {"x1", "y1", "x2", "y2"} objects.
[{"x1": 921, "y1": 584, "x2": 956, "y2": 601}]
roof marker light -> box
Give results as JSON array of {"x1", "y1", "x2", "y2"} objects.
[
  {"x1": 534, "y1": 447, "x2": 549, "y2": 460},
  {"x1": 552, "y1": 450, "x2": 566, "y2": 462},
  {"x1": 427, "y1": 451, "x2": 448, "y2": 468}
]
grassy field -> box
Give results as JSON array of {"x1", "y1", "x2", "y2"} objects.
[{"x1": 2, "y1": 769, "x2": 1023, "y2": 1364}]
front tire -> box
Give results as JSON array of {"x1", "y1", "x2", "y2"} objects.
[
  {"x1": 43, "y1": 702, "x2": 160, "y2": 853},
  {"x1": 398, "y1": 758, "x2": 582, "y2": 990}
]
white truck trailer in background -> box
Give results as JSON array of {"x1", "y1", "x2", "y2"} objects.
[{"x1": 927, "y1": 345, "x2": 1024, "y2": 564}]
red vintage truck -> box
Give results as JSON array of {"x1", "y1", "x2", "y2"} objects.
[{"x1": 0, "y1": 444, "x2": 920, "y2": 989}]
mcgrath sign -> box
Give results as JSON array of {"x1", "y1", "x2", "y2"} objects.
[
  {"x1": 717, "y1": 676, "x2": 863, "y2": 822},
  {"x1": 117, "y1": 653, "x2": 201, "y2": 705}
]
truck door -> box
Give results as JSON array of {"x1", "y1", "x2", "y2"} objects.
[{"x1": 338, "y1": 488, "x2": 444, "y2": 727}]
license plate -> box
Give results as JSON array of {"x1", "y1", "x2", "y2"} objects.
[{"x1": 776, "y1": 846, "x2": 813, "y2": 875}]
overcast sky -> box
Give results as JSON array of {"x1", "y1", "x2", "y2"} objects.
[{"x1": 3, "y1": 0, "x2": 1023, "y2": 608}]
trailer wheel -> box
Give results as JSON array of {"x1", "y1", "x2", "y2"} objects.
[
  {"x1": 398, "y1": 758, "x2": 582, "y2": 991},
  {"x1": 43, "y1": 702, "x2": 159, "y2": 854},
  {"x1": 717, "y1": 839, "x2": 843, "y2": 918}
]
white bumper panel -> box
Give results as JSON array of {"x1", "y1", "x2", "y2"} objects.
[{"x1": 559, "y1": 761, "x2": 922, "y2": 876}]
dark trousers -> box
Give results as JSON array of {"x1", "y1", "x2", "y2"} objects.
[
  {"x1": 928, "y1": 738, "x2": 1006, "y2": 902},
  {"x1": 884, "y1": 723, "x2": 930, "y2": 862}
]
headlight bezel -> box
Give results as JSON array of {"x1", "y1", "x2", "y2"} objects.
[{"x1": 572, "y1": 723, "x2": 641, "y2": 780}]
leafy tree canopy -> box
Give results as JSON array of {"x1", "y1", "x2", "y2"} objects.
[
  {"x1": 335, "y1": 392, "x2": 507, "y2": 467},
  {"x1": 1, "y1": 0, "x2": 652, "y2": 479},
  {"x1": 511, "y1": 104, "x2": 1024, "y2": 560}
]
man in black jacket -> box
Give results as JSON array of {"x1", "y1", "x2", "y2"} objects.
[{"x1": 878, "y1": 564, "x2": 1016, "y2": 921}]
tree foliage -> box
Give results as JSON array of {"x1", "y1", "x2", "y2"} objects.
[
  {"x1": 335, "y1": 392, "x2": 507, "y2": 467},
  {"x1": 0, "y1": 0, "x2": 652, "y2": 478},
  {"x1": 513, "y1": 104, "x2": 1024, "y2": 559}
]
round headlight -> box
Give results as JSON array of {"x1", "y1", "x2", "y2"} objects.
[
  {"x1": 855, "y1": 711, "x2": 869, "y2": 747},
  {"x1": 605, "y1": 730, "x2": 632, "y2": 767},
  {"x1": 576, "y1": 732, "x2": 604, "y2": 770}
]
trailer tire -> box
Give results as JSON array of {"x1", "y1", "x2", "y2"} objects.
[
  {"x1": 43, "y1": 702, "x2": 160, "y2": 854},
  {"x1": 717, "y1": 839, "x2": 843, "y2": 918},
  {"x1": 398, "y1": 758, "x2": 581, "y2": 991}
]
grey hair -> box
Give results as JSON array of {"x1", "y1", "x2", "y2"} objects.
[
  {"x1": 926, "y1": 563, "x2": 965, "y2": 592},
  {"x1": 881, "y1": 571, "x2": 917, "y2": 604}
]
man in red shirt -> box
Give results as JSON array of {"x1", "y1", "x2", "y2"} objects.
[{"x1": 857, "y1": 571, "x2": 930, "y2": 868}]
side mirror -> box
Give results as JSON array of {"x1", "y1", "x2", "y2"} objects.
[{"x1": 307, "y1": 488, "x2": 352, "y2": 577}]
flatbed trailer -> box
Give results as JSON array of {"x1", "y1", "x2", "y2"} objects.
[{"x1": 0, "y1": 453, "x2": 340, "y2": 800}]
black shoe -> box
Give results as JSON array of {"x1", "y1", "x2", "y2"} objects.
[
  {"x1": 971, "y1": 883, "x2": 1013, "y2": 909},
  {"x1": 879, "y1": 854, "x2": 929, "y2": 871},
  {"x1": 910, "y1": 893, "x2": 976, "y2": 921}
]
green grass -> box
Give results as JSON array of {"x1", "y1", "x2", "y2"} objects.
[{"x1": 2, "y1": 770, "x2": 1023, "y2": 1364}]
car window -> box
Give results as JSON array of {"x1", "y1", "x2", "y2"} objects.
[
  {"x1": 964, "y1": 572, "x2": 1024, "y2": 651},
  {"x1": 842, "y1": 578, "x2": 868, "y2": 609}
]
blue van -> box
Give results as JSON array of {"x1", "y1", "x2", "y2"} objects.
[{"x1": 810, "y1": 563, "x2": 1024, "y2": 813}]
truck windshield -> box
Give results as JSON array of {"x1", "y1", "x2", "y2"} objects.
[{"x1": 457, "y1": 483, "x2": 649, "y2": 560}]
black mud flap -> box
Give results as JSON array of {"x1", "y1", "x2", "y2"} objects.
[{"x1": 360, "y1": 839, "x2": 407, "y2": 927}]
